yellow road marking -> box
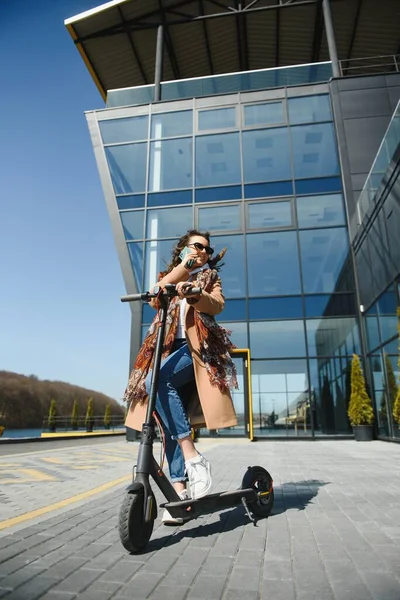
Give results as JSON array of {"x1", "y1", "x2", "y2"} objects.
[
  {"x1": 41, "y1": 457, "x2": 64, "y2": 464},
  {"x1": 0, "y1": 468, "x2": 57, "y2": 483},
  {"x1": 0, "y1": 474, "x2": 131, "y2": 531}
]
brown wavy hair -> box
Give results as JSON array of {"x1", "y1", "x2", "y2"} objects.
[{"x1": 160, "y1": 229, "x2": 226, "y2": 276}]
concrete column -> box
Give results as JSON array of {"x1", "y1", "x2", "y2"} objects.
[
  {"x1": 322, "y1": 0, "x2": 340, "y2": 77},
  {"x1": 154, "y1": 25, "x2": 164, "y2": 101}
]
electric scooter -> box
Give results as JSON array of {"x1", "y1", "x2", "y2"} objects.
[{"x1": 118, "y1": 283, "x2": 274, "y2": 554}]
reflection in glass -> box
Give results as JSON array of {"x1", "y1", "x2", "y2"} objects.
[
  {"x1": 146, "y1": 206, "x2": 193, "y2": 239},
  {"x1": 127, "y1": 241, "x2": 144, "y2": 289},
  {"x1": 377, "y1": 289, "x2": 398, "y2": 345},
  {"x1": 305, "y1": 294, "x2": 355, "y2": 317},
  {"x1": 243, "y1": 102, "x2": 284, "y2": 127},
  {"x1": 218, "y1": 322, "x2": 248, "y2": 349},
  {"x1": 369, "y1": 354, "x2": 386, "y2": 435},
  {"x1": 381, "y1": 350, "x2": 398, "y2": 437},
  {"x1": 288, "y1": 95, "x2": 332, "y2": 124},
  {"x1": 144, "y1": 239, "x2": 174, "y2": 290},
  {"x1": 211, "y1": 234, "x2": 246, "y2": 298},
  {"x1": 291, "y1": 123, "x2": 339, "y2": 179},
  {"x1": 120, "y1": 210, "x2": 144, "y2": 240},
  {"x1": 151, "y1": 111, "x2": 192, "y2": 138},
  {"x1": 249, "y1": 320, "x2": 306, "y2": 358},
  {"x1": 198, "y1": 204, "x2": 241, "y2": 232},
  {"x1": 309, "y1": 357, "x2": 352, "y2": 434},
  {"x1": 196, "y1": 133, "x2": 241, "y2": 187},
  {"x1": 198, "y1": 107, "x2": 236, "y2": 130},
  {"x1": 297, "y1": 194, "x2": 346, "y2": 228},
  {"x1": 149, "y1": 138, "x2": 192, "y2": 191},
  {"x1": 306, "y1": 318, "x2": 360, "y2": 357},
  {"x1": 249, "y1": 297, "x2": 303, "y2": 320},
  {"x1": 247, "y1": 201, "x2": 292, "y2": 229},
  {"x1": 242, "y1": 128, "x2": 291, "y2": 183},
  {"x1": 365, "y1": 304, "x2": 380, "y2": 352},
  {"x1": 105, "y1": 144, "x2": 147, "y2": 194},
  {"x1": 299, "y1": 227, "x2": 349, "y2": 293},
  {"x1": 100, "y1": 115, "x2": 148, "y2": 144},
  {"x1": 247, "y1": 231, "x2": 301, "y2": 296},
  {"x1": 251, "y1": 359, "x2": 309, "y2": 437}
]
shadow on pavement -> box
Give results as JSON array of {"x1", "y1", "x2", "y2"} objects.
[
  {"x1": 138, "y1": 479, "x2": 329, "y2": 554},
  {"x1": 271, "y1": 479, "x2": 329, "y2": 515}
]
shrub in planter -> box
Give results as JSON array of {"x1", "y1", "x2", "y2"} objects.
[
  {"x1": 392, "y1": 308, "x2": 400, "y2": 432},
  {"x1": 71, "y1": 399, "x2": 79, "y2": 431},
  {"x1": 104, "y1": 404, "x2": 111, "y2": 430},
  {"x1": 85, "y1": 398, "x2": 95, "y2": 432},
  {"x1": 48, "y1": 399, "x2": 57, "y2": 433},
  {"x1": 348, "y1": 354, "x2": 374, "y2": 441}
]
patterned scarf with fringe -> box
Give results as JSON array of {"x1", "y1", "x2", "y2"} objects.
[{"x1": 123, "y1": 268, "x2": 238, "y2": 406}]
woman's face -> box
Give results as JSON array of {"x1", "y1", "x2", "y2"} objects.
[{"x1": 187, "y1": 235, "x2": 213, "y2": 267}]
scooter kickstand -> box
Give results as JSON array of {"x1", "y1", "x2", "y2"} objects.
[{"x1": 241, "y1": 497, "x2": 257, "y2": 526}]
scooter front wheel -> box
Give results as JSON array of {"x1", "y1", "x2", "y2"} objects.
[
  {"x1": 119, "y1": 489, "x2": 154, "y2": 553},
  {"x1": 241, "y1": 466, "x2": 274, "y2": 518}
]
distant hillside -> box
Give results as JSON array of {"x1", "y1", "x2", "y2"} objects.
[{"x1": 0, "y1": 371, "x2": 124, "y2": 429}]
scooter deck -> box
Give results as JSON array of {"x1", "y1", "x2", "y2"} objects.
[{"x1": 160, "y1": 487, "x2": 258, "y2": 518}]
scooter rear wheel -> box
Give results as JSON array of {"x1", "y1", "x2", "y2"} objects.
[
  {"x1": 119, "y1": 489, "x2": 154, "y2": 553},
  {"x1": 241, "y1": 466, "x2": 274, "y2": 518}
]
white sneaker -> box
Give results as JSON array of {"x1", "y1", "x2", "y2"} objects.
[
  {"x1": 162, "y1": 490, "x2": 191, "y2": 526},
  {"x1": 185, "y1": 453, "x2": 212, "y2": 500}
]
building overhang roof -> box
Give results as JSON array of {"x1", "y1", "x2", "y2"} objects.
[{"x1": 65, "y1": 0, "x2": 400, "y2": 101}]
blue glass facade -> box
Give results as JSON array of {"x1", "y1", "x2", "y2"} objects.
[{"x1": 92, "y1": 86, "x2": 362, "y2": 438}]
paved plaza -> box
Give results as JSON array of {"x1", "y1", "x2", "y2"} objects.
[{"x1": 0, "y1": 438, "x2": 399, "y2": 600}]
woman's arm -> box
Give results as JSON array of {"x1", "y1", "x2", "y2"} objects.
[
  {"x1": 148, "y1": 263, "x2": 190, "y2": 309},
  {"x1": 186, "y1": 277, "x2": 225, "y2": 316}
]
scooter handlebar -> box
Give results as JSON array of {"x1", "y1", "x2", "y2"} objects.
[{"x1": 121, "y1": 285, "x2": 202, "y2": 303}]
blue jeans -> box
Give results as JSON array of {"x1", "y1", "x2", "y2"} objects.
[{"x1": 145, "y1": 340, "x2": 194, "y2": 483}]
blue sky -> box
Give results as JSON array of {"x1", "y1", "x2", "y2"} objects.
[{"x1": 0, "y1": 0, "x2": 131, "y2": 401}]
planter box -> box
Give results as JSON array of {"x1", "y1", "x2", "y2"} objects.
[{"x1": 353, "y1": 425, "x2": 373, "y2": 441}]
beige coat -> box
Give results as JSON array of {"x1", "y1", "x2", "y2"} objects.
[{"x1": 125, "y1": 264, "x2": 238, "y2": 432}]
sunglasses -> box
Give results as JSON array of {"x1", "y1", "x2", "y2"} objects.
[{"x1": 188, "y1": 242, "x2": 214, "y2": 255}]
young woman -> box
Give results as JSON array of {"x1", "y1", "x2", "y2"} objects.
[{"x1": 124, "y1": 229, "x2": 238, "y2": 524}]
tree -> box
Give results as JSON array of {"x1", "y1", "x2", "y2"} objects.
[
  {"x1": 104, "y1": 404, "x2": 111, "y2": 429},
  {"x1": 85, "y1": 398, "x2": 95, "y2": 432},
  {"x1": 48, "y1": 399, "x2": 57, "y2": 432},
  {"x1": 392, "y1": 308, "x2": 400, "y2": 428},
  {"x1": 71, "y1": 399, "x2": 79, "y2": 430},
  {"x1": 348, "y1": 355, "x2": 374, "y2": 426}
]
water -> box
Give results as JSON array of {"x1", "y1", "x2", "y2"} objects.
[{"x1": 1, "y1": 428, "x2": 42, "y2": 439}]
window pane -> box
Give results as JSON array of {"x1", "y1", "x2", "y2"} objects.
[
  {"x1": 100, "y1": 116, "x2": 148, "y2": 144},
  {"x1": 146, "y1": 207, "x2": 193, "y2": 239},
  {"x1": 142, "y1": 303, "x2": 154, "y2": 324},
  {"x1": 242, "y1": 128, "x2": 291, "y2": 183},
  {"x1": 149, "y1": 138, "x2": 192, "y2": 191},
  {"x1": 244, "y1": 181, "x2": 293, "y2": 198},
  {"x1": 365, "y1": 304, "x2": 380, "y2": 352},
  {"x1": 295, "y1": 177, "x2": 342, "y2": 195},
  {"x1": 120, "y1": 210, "x2": 144, "y2": 240},
  {"x1": 247, "y1": 201, "x2": 292, "y2": 229},
  {"x1": 198, "y1": 107, "x2": 236, "y2": 130},
  {"x1": 195, "y1": 185, "x2": 242, "y2": 203},
  {"x1": 198, "y1": 204, "x2": 241, "y2": 232},
  {"x1": 212, "y1": 234, "x2": 246, "y2": 298},
  {"x1": 288, "y1": 95, "x2": 332, "y2": 124},
  {"x1": 147, "y1": 190, "x2": 192, "y2": 207},
  {"x1": 117, "y1": 194, "x2": 145, "y2": 210},
  {"x1": 151, "y1": 111, "x2": 192, "y2": 138},
  {"x1": 195, "y1": 133, "x2": 241, "y2": 187},
  {"x1": 291, "y1": 123, "x2": 339, "y2": 179},
  {"x1": 249, "y1": 297, "x2": 303, "y2": 319},
  {"x1": 299, "y1": 228, "x2": 349, "y2": 293},
  {"x1": 244, "y1": 102, "x2": 284, "y2": 127},
  {"x1": 297, "y1": 194, "x2": 346, "y2": 228},
  {"x1": 249, "y1": 321, "x2": 306, "y2": 358},
  {"x1": 219, "y1": 299, "x2": 247, "y2": 321},
  {"x1": 377, "y1": 289, "x2": 398, "y2": 345},
  {"x1": 144, "y1": 239, "x2": 175, "y2": 290},
  {"x1": 127, "y1": 241, "x2": 144, "y2": 289},
  {"x1": 105, "y1": 143, "x2": 147, "y2": 194},
  {"x1": 218, "y1": 322, "x2": 248, "y2": 349},
  {"x1": 306, "y1": 318, "x2": 360, "y2": 357},
  {"x1": 247, "y1": 231, "x2": 301, "y2": 296},
  {"x1": 305, "y1": 294, "x2": 356, "y2": 317}
]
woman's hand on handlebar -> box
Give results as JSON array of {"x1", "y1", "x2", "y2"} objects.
[{"x1": 175, "y1": 281, "x2": 202, "y2": 299}]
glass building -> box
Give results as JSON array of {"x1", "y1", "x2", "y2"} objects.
[{"x1": 66, "y1": 0, "x2": 400, "y2": 441}]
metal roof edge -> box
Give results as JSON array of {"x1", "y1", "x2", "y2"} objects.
[{"x1": 64, "y1": 0, "x2": 129, "y2": 25}]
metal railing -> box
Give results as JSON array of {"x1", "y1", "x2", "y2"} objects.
[
  {"x1": 340, "y1": 54, "x2": 400, "y2": 76},
  {"x1": 42, "y1": 415, "x2": 125, "y2": 433}
]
